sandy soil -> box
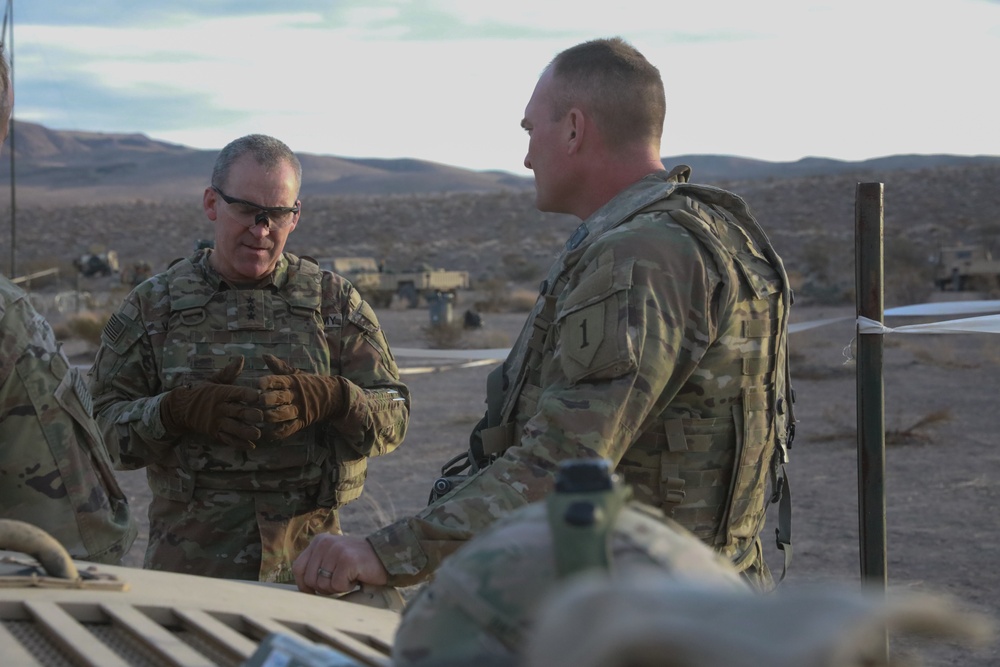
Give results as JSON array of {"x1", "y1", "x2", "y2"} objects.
[{"x1": 110, "y1": 302, "x2": 1000, "y2": 665}]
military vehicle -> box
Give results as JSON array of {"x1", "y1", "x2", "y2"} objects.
[
  {"x1": 934, "y1": 245, "x2": 1000, "y2": 291},
  {"x1": 73, "y1": 251, "x2": 120, "y2": 278},
  {"x1": 0, "y1": 519, "x2": 400, "y2": 666},
  {"x1": 318, "y1": 257, "x2": 470, "y2": 308}
]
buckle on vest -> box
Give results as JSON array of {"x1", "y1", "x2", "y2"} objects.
[{"x1": 178, "y1": 307, "x2": 206, "y2": 327}]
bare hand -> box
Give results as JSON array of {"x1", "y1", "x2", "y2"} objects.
[{"x1": 293, "y1": 533, "x2": 389, "y2": 595}]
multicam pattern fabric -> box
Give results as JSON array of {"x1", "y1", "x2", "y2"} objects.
[
  {"x1": 89, "y1": 251, "x2": 409, "y2": 582},
  {"x1": 369, "y1": 169, "x2": 792, "y2": 590},
  {"x1": 392, "y1": 500, "x2": 747, "y2": 667},
  {"x1": 0, "y1": 275, "x2": 136, "y2": 564}
]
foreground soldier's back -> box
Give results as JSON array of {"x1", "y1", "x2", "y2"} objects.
[{"x1": 0, "y1": 275, "x2": 137, "y2": 563}]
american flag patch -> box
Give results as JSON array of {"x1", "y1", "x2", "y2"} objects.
[{"x1": 102, "y1": 312, "x2": 128, "y2": 346}]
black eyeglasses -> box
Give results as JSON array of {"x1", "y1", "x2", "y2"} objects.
[{"x1": 211, "y1": 185, "x2": 300, "y2": 230}]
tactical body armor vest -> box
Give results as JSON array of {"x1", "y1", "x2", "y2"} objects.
[
  {"x1": 148, "y1": 253, "x2": 366, "y2": 508},
  {"x1": 450, "y1": 168, "x2": 794, "y2": 580}
]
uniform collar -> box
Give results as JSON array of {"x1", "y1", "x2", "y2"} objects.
[{"x1": 197, "y1": 249, "x2": 289, "y2": 291}]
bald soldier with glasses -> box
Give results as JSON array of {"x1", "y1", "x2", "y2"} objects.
[{"x1": 89, "y1": 134, "x2": 410, "y2": 583}]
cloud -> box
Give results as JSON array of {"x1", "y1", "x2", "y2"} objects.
[
  {"x1": 7, "y1": 0, "x2": 1000, "y2": 170},
  {"x1": 17, "y1": 74, "x2": 245, "y2": 135},
  {"x1": 16, "y1": 1, "x2": 334, "y2": 27}
]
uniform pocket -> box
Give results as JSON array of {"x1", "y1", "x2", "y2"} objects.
[{"x1": 48, "y1": 357, "x2": 128, "y2": 503}]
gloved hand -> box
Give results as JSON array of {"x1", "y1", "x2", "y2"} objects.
[
  {"x1": 256, "y1": 354, "x2": 350, "y2": 440},
  {"x1": 160, "y1": 356, "x2": 264, "y2": 449}
]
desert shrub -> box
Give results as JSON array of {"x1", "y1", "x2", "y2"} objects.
[
  {"x1": 463, "y1": 329, "x2": 512, "y2": 350},
  {"x1": 884, "y1": 235, "x2": 935, "y2": 307},
  {"x1": 506, "y1": 288, "x2": 539, "y2": 311},
  {"x1": 965, "y1": 274, "x2": 1000, "y2": 298},
  {"x1": 472, "y1": 279, "x2": 509, "y2": 312},
  {"x1": 423, "y1": 321, "x2": 465, "y2": 349},
  {"x1": 797, "y1": 237, "x2": 837, "y2": 283},
  {"x1": 53, "y1": 310, "x2": 110, "y2": 346},
  {"x1": 474, "y1": 281, "x2": 538, "y2": 313},
  {"x1": 885, "y1": 408, "x2": 952, "y2": 446},
  {"x1": 501, "y1": 253, "x2": 545, "y2": 283},
  {"x1": 793, "y1": 236, "x2": 855, "y2": 305}
]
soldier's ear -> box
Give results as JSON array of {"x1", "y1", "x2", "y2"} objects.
[
  {"x1": 566, "y1": 109, "x2": 585, "y2": 155},
  {"x1": 204, "y1": 187, "x2": 219, "y2": 221}
]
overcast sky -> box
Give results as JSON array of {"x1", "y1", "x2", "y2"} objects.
[{"x1": 7, "y1": 0, "x2": 999, "y2": 174}]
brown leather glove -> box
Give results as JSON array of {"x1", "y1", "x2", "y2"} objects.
[
  {"x1": 160, "y1": 356, "x2": 264, "y2": 449},
  {"x1": 256, "y1": 354, "x2": 351, "y2": 441}
]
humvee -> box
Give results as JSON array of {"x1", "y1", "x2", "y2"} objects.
[
  {"x1": 934, "y1": 245, "x2": 1000, "y2": 291},
  {"x1": 73, "y1": 251, "x2": 120, "y2": 278},
  {"x1": 0, "y1": 520, "x2": 400, "y2": 666},
  {"x1": 318, "y1": 257, "x2": 470, "y2": 308}
]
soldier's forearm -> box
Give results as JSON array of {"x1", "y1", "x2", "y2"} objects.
[
  {"x1": 325, "y1": 380, "x2": 409, "y2": 455},
  {"x1": 94, "y1": 393, "x2": 175, "y2": 468}
]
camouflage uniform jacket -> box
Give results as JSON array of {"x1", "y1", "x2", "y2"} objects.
[
  {"x1": 0, "y1": 275, "x2": 136, "y2": 563},
  {"x1": 89, "y1": 250, "x2": 409, "y2": 581},
  {"x1": 369, "y1": 169, "x2": 793, "y2": 589}
]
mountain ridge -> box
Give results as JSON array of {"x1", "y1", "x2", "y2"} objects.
[{"x1": 3, "y1": 120, "x2": 998, "y2": 205}]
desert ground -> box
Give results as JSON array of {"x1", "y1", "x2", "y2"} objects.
[{"x1": 50, "y1": 295, "x2": 996, "y2": 666}]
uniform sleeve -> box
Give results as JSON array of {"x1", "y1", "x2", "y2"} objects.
[
  {"x1": 88, "y1": 287, "x2": 175, "y2": 470},
  {"x1": 0, "y1": 290, "x2": 137, "y2": 563},
  {"x1": 322, "y1": 276, "x2": 409, "y2": 458},
  {"x1": 368, "y1": 218, "x2": 722, "y2": 586}
]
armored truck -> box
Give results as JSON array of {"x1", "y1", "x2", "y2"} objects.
[
  {"x1": 73, "y1": 250, "x2": 119, "y2": 278},
  {"x1": 318, "y1": 256, "x2": 470, "y2": 308},
  {"x1": 934, "y1": 245, "x2": 1000, "y2": 291}
]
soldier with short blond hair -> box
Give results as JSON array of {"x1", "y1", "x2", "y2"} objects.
[{"x1": 294, "y1": 36, "x2": 793, "y2": 594}]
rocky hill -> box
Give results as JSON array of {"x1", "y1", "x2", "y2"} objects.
[{"x1": 3, "y1": 122, "x2": 1000, "y2": 308}]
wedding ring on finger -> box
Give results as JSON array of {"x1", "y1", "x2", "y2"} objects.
[{"x1": 317, "y1": 567, "x2": 333, "y2": 578}]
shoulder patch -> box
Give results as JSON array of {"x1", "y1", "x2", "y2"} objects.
[
  {"x1": 101, "y1": 311, "x2": 144, "y2": 355},
  {"x1": 102, "y1": 312, "x2": 130, "y2": 347},
  {"x1": 348, "y1": 301, "x2": 381, "y2": 335}
]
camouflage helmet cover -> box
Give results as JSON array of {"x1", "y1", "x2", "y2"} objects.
[{"x1": 392, "y1": 491, "x2": 746, "y2": 667}]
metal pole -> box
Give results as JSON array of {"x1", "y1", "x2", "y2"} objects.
[
  {"x1": 5, "y1": 0, "x2": 15, "y2": 277},
  {"x1": 855, "y1": 182, "x2": 888, "y2": 659}
]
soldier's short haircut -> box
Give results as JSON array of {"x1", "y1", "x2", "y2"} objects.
[
  {"x1": 211, "y1": 134, "x2": 302, "y2": 193},
  {"x1": 0, "y1": 42, "x2": 10, "y2": 124},
  {"x1": 547, "y1": 37, "x2": 665, "y2": 151}
]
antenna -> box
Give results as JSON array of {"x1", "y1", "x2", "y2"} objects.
[{"x1": 1, "y1": 0, "x2": 13, "y2": 277}]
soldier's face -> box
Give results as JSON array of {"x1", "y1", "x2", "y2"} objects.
[
  {"x1": 204, "y1": 154, "x2": 300, "y2": 284},
  {"x1": 521, "y1": 68, "x2": 574, "y2": 215}
]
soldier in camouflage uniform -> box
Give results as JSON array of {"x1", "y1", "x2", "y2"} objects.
[
  {"x1": 0, "y1": 44, "x2": 136, "y2": 564},
  {"x1": 293, "y1": 37, "x2": 792, "y2": 594},
  {"x1": 89, "y1": 135, "x2": 409, "y2": 583}
]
